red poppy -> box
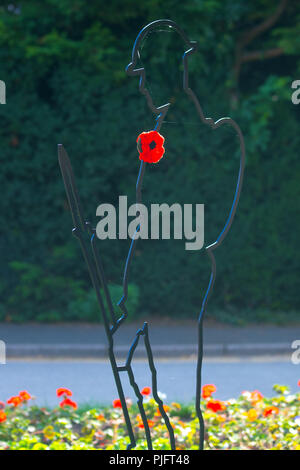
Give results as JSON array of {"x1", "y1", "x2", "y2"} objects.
[
  {"x1": 113, "y1": 399, "x2": 122, "y2": 408},
  {"x1": 0, "y1": 411, "x2": 6, "y2": 423},
  {"x1": 137, "y1": 419, "x2": 154, "y2": 430},
  {"x1": 19, "y1": 391, "x2": 31, "y2": 401},
  {"x1": 202, "y1": 384, "x2": 217, "y2": 399},
  {"x1": 7, "y1": 396, "x2": 22, "y2": 407},
  {"x1": 263, "y1": 406, "x2": 279, "y2": 417},
  {"x1": 59, "y1": 398, "x2": 77, "y2": 410},
  {"x1": 298, "y1": 379, "x2": 300, "y2": 387},
  {"x1": 206, "y1": 399, "x2": 226, "y2": 413},
  {"x1": 56, "y1": 388, "x2": 72, "y2": 398},
  {"x1": 137, "y1": 131, "x2": 165, "y2": 164},
  {"x1": 141, "y1": 387, "x2": 151, "y2": 396}
]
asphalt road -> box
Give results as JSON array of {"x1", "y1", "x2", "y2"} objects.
[
  {"x1": 2, "y1": 322, "x2": 299, "y2": 345},
  {"x1": 2, "y1": 322, "x2": 299, "y2": 358},
  {"x1": 0, "y1": 356, "x2": 298, "y2": 406}
]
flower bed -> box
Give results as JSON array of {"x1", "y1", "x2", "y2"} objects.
[{"x1": 0, "y1": 382, "x2": 299, "y2": 450}]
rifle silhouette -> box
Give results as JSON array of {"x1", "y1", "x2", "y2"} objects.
[{"x1": 58, "y1": 144, "x2": 175, "y2": 450}]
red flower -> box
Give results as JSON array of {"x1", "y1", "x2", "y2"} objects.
[
  {"x1": 206, "y1": 399, "x2": 226, "y2": 413},
  {"x1": 298, "y1": 379, "x2": 300, "y2": 387},
  {"x1": 138, "y1": 419, "x2": 154, "y2": 429},
  {"x1": 202, "y1": 384, "x2": 217, "y2": 399},
  {"x1": 56, "y1": 388, "x2": 72, "y2": 398},
  {"x1": 137, "y1": 131, "x2": 165, "y2": 164},
  {"x1": 263, "y1": 406, "x2": 279, "y2": 417},
  {"x1": 19, "y1": 391, "x2": 31, "y2": 401},
  {"x1": 113, "y1": 399, "x2": 122, "y2": 408},
  {"x1": 0, "y1": 411, "x2": 6, "y2": 423},
  {"x1": 141, "y1": 387, "x2": 151, "y2": 396},
  {"x1": 59, "y1": 398, "x2": 77, "y2": 410},
  {"x1": 7, "y1": 396, "x2": 22, "y2": 407}
]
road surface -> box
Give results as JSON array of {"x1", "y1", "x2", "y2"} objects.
[{"x1": 0, "y1": 356, "x2": 298, "y2": 406}]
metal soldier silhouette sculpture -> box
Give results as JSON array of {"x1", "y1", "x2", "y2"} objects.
[{"x1": 58, "y1": 19, "x2": 245, "y2": 450}]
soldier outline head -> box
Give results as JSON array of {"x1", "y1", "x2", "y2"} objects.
[{"x1": 126, "y1": 19, "x2": 198, "y2": 115}]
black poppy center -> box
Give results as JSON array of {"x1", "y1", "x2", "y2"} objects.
[{"x1": 149, "y1": 140, "x2": 156, "y2": 150}]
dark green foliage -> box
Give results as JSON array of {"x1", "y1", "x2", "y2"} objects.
[{"x1": 0, "y1": 0, "x2": 299, "y2": 323}]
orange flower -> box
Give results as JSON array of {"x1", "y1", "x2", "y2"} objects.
[
  {"x1": 298, "y1": 380, "x2": 300, "y2": 387},
  {"x1": 137, "y1": 419, "x2": 154, "y2": 429},
  {"x1": 250, "y1": 390, "x2": 264, "y2": 404},
  {"x1": 202, "y1": 384, "x2": 217, "y2": 399},
  {"x1": 171, "y1": 402, "x2": 181, "y2": 410},
  {"x1": 7, "y1": 396, "x2": 22, "y2": 407},
  {"x1": 216, "y1": 414, "x2": 226, "y2": 423},
  {"x1": 113, "y1": 399, "x2": 122, "y2": 408},
  {"x1": 155, "y1": 405, "x2": 170, "y2": 417},
  {"x1": 178, "y1": 420, "x2": 187, "y2": 428},
  {"x1": 94, "y1": 430, "x2": 104, "y2": 440},
  {"x1": 246, "y1": 408, "x2": 258, "y2": 421},
  {"x1": 19, "y1": 391, "x2": 31, "y2": 401},
  {"x1": 141, "y1": 387, "x2": 151, "y2": 396},
  {"x1": 263, "y1": 406, "x2": 279, "y2": 417},
  {"x1": 97, "y1": 413, "x2": 105, "y2": 421},
  {"x1": 56, "y1": 388, "x2": 72, "y2": 397},
  {"x1": 206, "y1": 399, "x2": 226, "y2": 413},
  {"x1": 59, "y1": 398, "x2": 77, "y2": 410},
  {"x1": 0, "y1": 411, "x2": 6, "y2": 423}
]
